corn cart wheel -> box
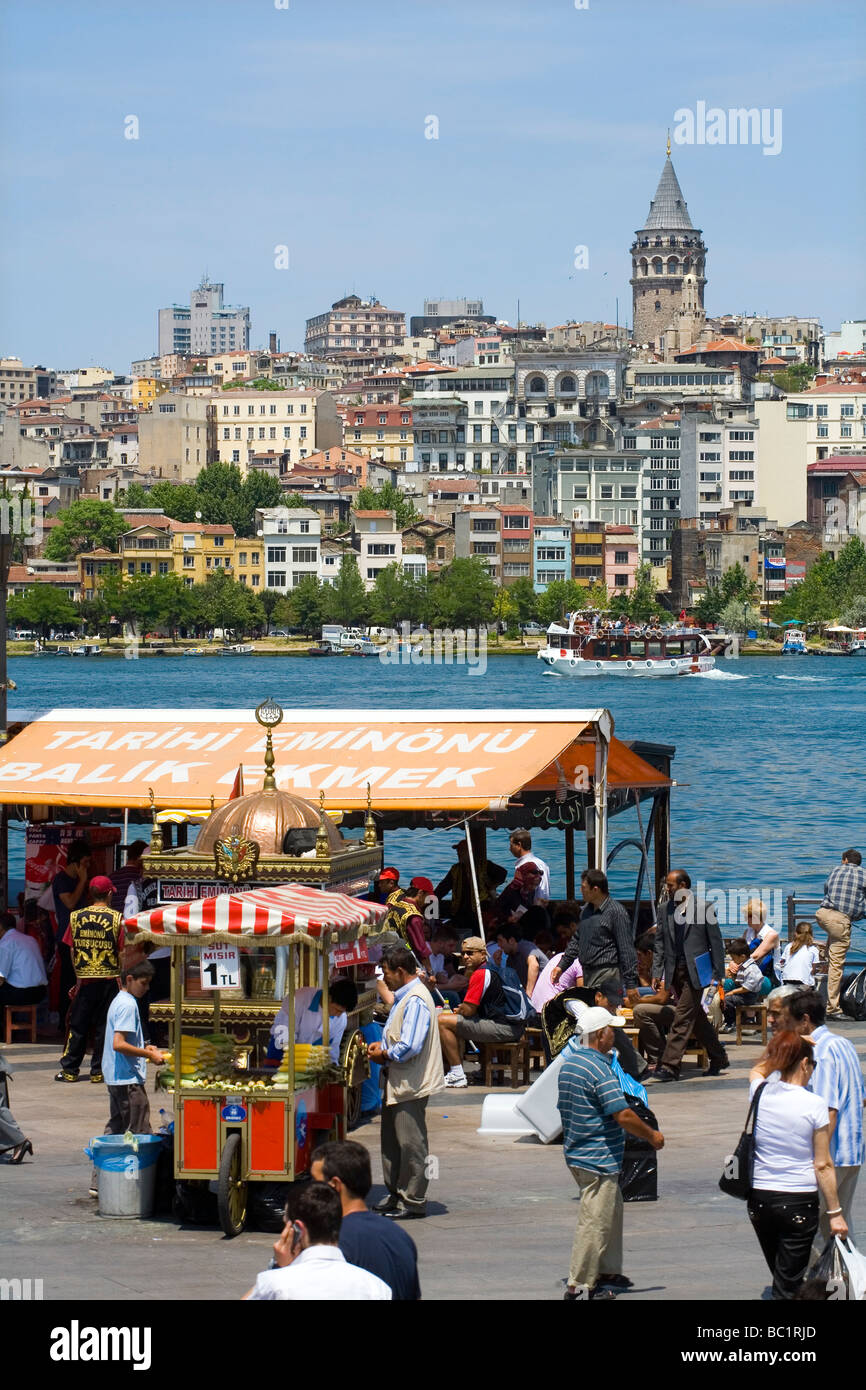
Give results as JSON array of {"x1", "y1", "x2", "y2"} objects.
[
  {"x1": 341, "y1": 1028, "x2": 370, "y2": 1132},
  {"x1": 217, "y1": 1132, "x2": 248, "y2": 1238}
]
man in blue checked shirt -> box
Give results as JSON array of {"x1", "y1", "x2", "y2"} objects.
[
  {"x1": 367, "y1": 946, "x2": 445, "y2": 1221},
  {"x1": 788, "y1": 989, "x2": 866, "y2": 1250},
  {"x1": 816, "y1": 848, "x2": 866, "y2": 1018}
]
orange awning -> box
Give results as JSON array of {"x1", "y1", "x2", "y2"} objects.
[{"x1": 0, "y1": 707, "x2": 648, "y2": 814}]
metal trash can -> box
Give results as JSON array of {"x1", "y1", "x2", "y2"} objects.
[{"x1": 89, "y1": 1135, "x2": 162, "y2": 1218}]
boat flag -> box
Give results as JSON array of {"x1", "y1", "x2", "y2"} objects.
[{"x1": 228, "y1": 764, "x2": 244, "y2": 800}]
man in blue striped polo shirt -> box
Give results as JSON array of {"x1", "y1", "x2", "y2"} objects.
[
  {"x1": 557, "y1": 1006, "x2": 664, "y2": 1300},
  {"x1": 789, "y1": 989, "x2": 865, "y2": 1248}
]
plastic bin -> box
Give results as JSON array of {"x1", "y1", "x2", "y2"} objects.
[
  {"x1": 89, "y1": 1135, "x2": 163, "y2": 1218},
  {"x1": 512, "y1": 1050, "x2": 566, "y2": 1143}
]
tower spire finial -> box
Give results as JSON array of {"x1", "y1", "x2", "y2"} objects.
[{"x1": 666, "y1": 129, "x2": 671, "y2": 158}]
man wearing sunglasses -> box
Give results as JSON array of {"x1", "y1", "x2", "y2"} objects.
[{"x1": 437, "y1": 937, "x2": 524, "y2": 1089}]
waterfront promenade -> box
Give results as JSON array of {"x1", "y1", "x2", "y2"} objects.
[{"x1": 4, "y1": 1023, "x2": 864, "y2": 1301}]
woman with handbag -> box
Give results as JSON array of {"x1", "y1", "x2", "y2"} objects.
[{"x1": 747, "y1": 1031, "x2": 848, "y2": 1299}]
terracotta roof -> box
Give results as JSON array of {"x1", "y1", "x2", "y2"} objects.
[
  {"x1": 807, "y1": 455, "x2": 866, "y2": 472},
  {"x1": 430, "y1": 479, "x2": 478, "y2": 493},
  {"x1": 8, "y1": 565, "x2": 78, "y2": 584},
  {"x1": 604, "y1": 525, "x2": 637, "y2": 535},
  {"x1": 303, "y1": 447, "x2": 370, "y2": 466},
  {"x1": 533, "y1": 516, "x2": 566, "y2": 525},
  {"x1": 675, "y1": 337, "x2": 758, "y2": 355},
  {"x1": 799, "y1": 382, "x2": 866, "y2": 395},
  {"x1": 354, "y1": 510, "x2": 394, "y2": 519},
  {"x1": 760, "y1": 356, "x2": 789, "y2": 367}
]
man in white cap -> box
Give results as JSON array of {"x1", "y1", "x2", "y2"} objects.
[{"x1": 557, "y1": 1005, "x2": 664, "y2": 1300}]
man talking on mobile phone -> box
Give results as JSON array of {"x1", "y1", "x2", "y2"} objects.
[{"x1": 243, "y1": 1183, "x2": 392, "y2": 1300}]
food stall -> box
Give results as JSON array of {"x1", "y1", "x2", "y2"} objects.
[{"x1": 126, "y1": 882, "x2": 387, "y2": 1236}]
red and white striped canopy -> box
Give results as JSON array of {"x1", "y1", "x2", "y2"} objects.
[{"x1": 126, "y1": 883, "x2": 387, "y2": 945}]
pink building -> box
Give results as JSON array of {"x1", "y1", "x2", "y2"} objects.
[{"x1": 603, "y1": 524, "x2": 639, "y2": 595}]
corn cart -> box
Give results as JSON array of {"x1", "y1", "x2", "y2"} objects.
[{"x1": 126, "y1": 882, "x2": 386, "y2": 1237}]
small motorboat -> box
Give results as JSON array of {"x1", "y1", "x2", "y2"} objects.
[
  {"x1": 781, "y1": 628, "x2": 809, "y2": 655},
  {"x1": 182, "y1": 647, "x2": 209, "y2": 657},
  {"x1": 219, "y1": 643, "x2": 254, "y2": 655},
  {"x1": 307, "y1": 642, "x2": 334, "y2": 657}
]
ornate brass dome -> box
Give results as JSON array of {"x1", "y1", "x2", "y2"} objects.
[{"x1": 194, "y1": 787, "x2": 345, "y2": 857}]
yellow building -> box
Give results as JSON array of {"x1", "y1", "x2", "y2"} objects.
[
  {"x1": 212, "y1": 388, "x2": 342, "y2": 471},
  {"x1": 78, "y1": 523, "x2": 264, "y2": 597},
  {"x1": 340, "y1": 402, "x2": 414, "y2": 466},
  {"x1": 132, "y1": 377, "x2": 169, "y2": 411},
  {"x1": 572, "y1": 522, "x2": 605, "y2": 588}
]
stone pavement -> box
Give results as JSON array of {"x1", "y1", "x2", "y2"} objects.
[{"x1": 2, "y1": 1024, "x2": 864, "y2": 1302}]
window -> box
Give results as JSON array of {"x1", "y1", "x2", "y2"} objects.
[
  {"x1": 621, "y1": 486, "x2": 637, "y2": 499},
  {"x1": 267, "y1": 546, "x2": 287, "y2": 563},
  {"x1": 614, "y1": 550, "x2": 630, "y2": 564},
  {"x1": 841, "y1": 404, "x2": 854, "y2": 418},
  {"x1": 251, "y1": 573, "x2": 260, "y2": 586},
  {"x1": 292, "y1": 547, "x2": 317, "y2": 563},
  {"x1": 817, "y1": 425, "x2": 829, "y2": 438},
  {"x1": 267, "y1": 572, "x2": 287, "y2": 587},
  {"x1": 787, "y1": 404, "x2": 813, "y2": 419},
  {"x1": 183, "y1": 555, "x2": 195, "y2": 568},
  {"x1": 573, "y1": 485, "x2": 588, "y2": 499},
  {"x1": 473, "y1": 542, "x2": 497, "y2": 555},
  {"x1": 472, "y1": 519, "x2": 497, "y2": 532},
  {"x1": 841, "y1": 425, "x2": 852, "y2": 438},
  {"x1": 537, "y1": 546, "x2": 566, "y2": 561},
  {"x1": 299, "y1": 427, "x2": 306, "y2": 439},
  {"x1": 614, "y1": 573, "x2": 628, "y2": 587},
  {"x1": 600, "y1": 485, "x2": 613, "y2": 499},
  {"x1": 728, "y1": 451, "x2": 754, "y2": 461}
]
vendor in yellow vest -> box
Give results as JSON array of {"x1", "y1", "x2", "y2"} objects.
[
  {"x1": 367, "y1": 945, "x2": 445, "y2": 1221},
  {"x1": 55, "y1": 877, "x2": 123, "y2": 1085}
]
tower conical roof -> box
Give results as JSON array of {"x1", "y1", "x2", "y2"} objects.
[{"x1": 641, "y1": 156, "x2": 694, "y2": 231}]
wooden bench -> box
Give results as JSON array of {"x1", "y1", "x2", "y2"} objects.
[
  {"x1": 3, "y1": 1004, "x2": 38, "y2": 1044},
  {"x1": 735, "y1": 1002, "x2": 768, "y2": 1046},
  {"x1": 478, "y1": 1037, "x2": 530, "y2": 1088},
  {"x1": 525, "y1": 1027, "x2": 546, "y2": 1072}
]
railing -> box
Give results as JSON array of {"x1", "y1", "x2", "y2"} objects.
[{"x1": 787, "y1": 894, "x2": 866, "y2": 966}]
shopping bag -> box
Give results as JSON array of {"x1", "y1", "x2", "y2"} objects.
[
  {"x1": 619, "y1": 1150, "x2": 658, "y2": 1202},
  {"x1": 835, "y1": 1237, "x2": 866, "y2": 1301},
  {"x1": 806, "y1": 1237, "x2": 848, "y2": 1298},
  {"x1": 841, "y1": 967, "x2": 866, "y2": 1021}
]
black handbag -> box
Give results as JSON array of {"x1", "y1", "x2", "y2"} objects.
[{"x1": 718, "y1": 1081, "x2": 767, "y2": 1200}]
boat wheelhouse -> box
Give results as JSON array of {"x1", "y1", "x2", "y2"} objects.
[
  {"x1": 781, "y1": 628, "x2": 808, "y2": 655},
  {"x1": 538, "y1": 614, "x2": 716, "y2": 678}
]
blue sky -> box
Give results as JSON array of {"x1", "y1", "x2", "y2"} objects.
[{"x1": 2, "y1": 0, "x2": 864, "y2": 369}]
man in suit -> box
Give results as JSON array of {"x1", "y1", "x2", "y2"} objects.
[{"x1": 649, "y1": 868, "x2": 728, "y2": 1082}]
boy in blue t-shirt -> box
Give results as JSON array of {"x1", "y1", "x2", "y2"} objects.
[{"x1": 90, "y1": 960, "x2": 167, "y2": 1196}]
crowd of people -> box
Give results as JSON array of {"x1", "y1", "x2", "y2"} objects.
[{"x1": 1, "y1": 828, "x2": 864, "y2": 1303}]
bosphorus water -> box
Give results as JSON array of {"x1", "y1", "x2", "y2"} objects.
[{"x1": 8, "y1": 652, "x2": 866, "y2": 949}]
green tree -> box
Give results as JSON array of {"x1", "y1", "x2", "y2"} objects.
[
  {"x1": 7, "y1": 586, "x2": 79, "y2": 636},
  {"x1": 840, "y1": 593, "x2": 866, "y2": 628},
  {"x1": 508, "y1": 577, "x2": 539, "y2": 627},
  {"x1": 369, "y1": 563, "x2": 408, "y2": 627},
  {"x1": 430, "y1": 557, "x2": 496, "y2": 629},
  {"x1": 259, "y1": 588, "x2": 281, "y2": 635},
  {"x1": 322, "y1": 555, "x2": 368, "y2": 627},
  {"x1": 355, "y1": 482, "x2": 420, "y2": 531},
  {"x1": 239, "y1": 471, "x2": 286, "y2": 533},
  {"x1": 491, "y1": 585, "x2": 517, "y2": 639},
  {"x1": 147, "y1": 481, "x2": 200, "y2": 522},
  {"x1": 832, "y1": 536, "x2": 866, "y2": 607},
  {"x1": 768, "y1": 362, "x2": 817, "y2": 394},
  {"x1": 44, "y1": 500, "x2": 128, "y2": 560},
  {"x1": 720, "y1": 597, "x2": 761, "y2": 636},
  {"x1": 627, "y1": 562, "x2": 659, "y2": 622},
  {"x1": 536, "y1": 579, "x2": 584, "y2": 627},
  {"x1": 695, "y1": 561, "x2": 759, "y2": 624},
  {"x1": 285, "y1": 576, "x2": 325, "y2": 636},
  {"x1": 192, "y1": 569, "x2": 263, "y2": 637}
]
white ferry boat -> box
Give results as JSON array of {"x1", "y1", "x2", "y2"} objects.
[{"x1": 538, "y1": 615, "x2": 717, "y2": 678}]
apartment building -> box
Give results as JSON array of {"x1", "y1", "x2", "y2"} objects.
[
  {"x1": 572, "y1": 522, "x2": 605, "y2": 587},
  {"x1": 497, "y1": 504, "x2": 533, "y2": 585},
  {"x1": 0, "y1": 358, "x2": 59, "y2": 404},
  {"x1": 409, "y1": 365, "x2": 524, "y2": 472},
  {"x1": 680, "y1": 403, "x2": 760, "y2": 527},
  {"x1": 533, "y1": 519, "x2": 572, "y2": 592},
  {"x1": 603, "y1": 525, "x2": 640, "y2": 595},
  {"x1": 410, "y1": 394, "x2": 467, "y2": 471},
  {"x1": 782, "y1": 376, "x2": 866, "y2": 464},
  {"x1": 305, "y1": 296, "x2": 405, "y2": 359},
  {"x1": 627, "y1": 362, "x2": 741, "y2": 409},
  {"x1": 137, "y1": 394, "x2": 213, "y2": 482},
  {"x1": 532, "y1": 448, "x2": 643, "y2": 530},
  {"x1": 256, "y1": 507, "x2": 321, "y2": 591},
  {"x1": 454, "y1": 506, "x2": 502, "y2": 584},
  {"x1": 352, "y1": 510, "x2": 404, "y2": 588},
  {"x1": 158, "y1": 278, "x2": 250, "y2": 357},
  {"x1": 343, "y1": 402, "x2": 413, "y2": 465},
  {"x1": 621, "y1": 411, "x2": 681, "y2": 567},
  {"x1": 213, "y1": 389, "x2": 341, "y2": 470}
]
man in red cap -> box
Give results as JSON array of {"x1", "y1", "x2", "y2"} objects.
[
  {"x1": 56, "y1": 876, "x2": 124, "y2": 1084},
  {"x1": 372, "y1": 866, "x2": 400, "y2": 903}
]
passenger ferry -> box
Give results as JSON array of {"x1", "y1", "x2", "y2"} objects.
[{"x1": 538, "y1": 614, "x2": 717, "y2": 678}]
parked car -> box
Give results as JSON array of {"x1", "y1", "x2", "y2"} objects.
[
  {"x1": 13, "y1": 629, "x2": 35, "y2": 640},
  {"x1": 521, "y1": 622, "x2": 545, "y2": 636}
]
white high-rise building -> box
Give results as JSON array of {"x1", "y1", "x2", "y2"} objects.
[{"x1": 158, "y1": 277, "x2": 250, "y2": 357}]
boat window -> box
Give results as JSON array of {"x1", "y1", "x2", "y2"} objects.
[
  {"x1": 666, "y1": 641, "x2": 683, "y2": 656},
  {"x1": 629, "y1": 641, "x2": 646, "y2": 656},
  {"x1": 647, "y1": 642, "x2": 663, "y2": 657}
]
